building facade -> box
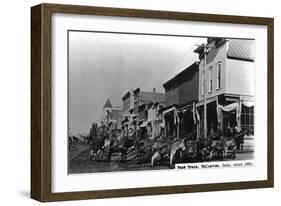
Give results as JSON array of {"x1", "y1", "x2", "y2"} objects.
[
  {"x1": 133, "y1": 88, "x2": 165, "y2": 126},
  {"x1": 102, "y1": 98, "x2": 122, "y2": 136},
  {"x1": 120, "y1": 88, "x2": 165, "y2": 139},
  {"x1": 162, "y1": 62, "x2": 199, "y2": 139},
  {"x1": 194, "y1": 38, "x2": 255, "y2": 136},
  {"x1": 163, "y1": 62, "x2": 199, "y2": 107}
]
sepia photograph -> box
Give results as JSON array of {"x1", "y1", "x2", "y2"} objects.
[{"x1": 67, "y1": 31, "x2": 255, "y2": 174}]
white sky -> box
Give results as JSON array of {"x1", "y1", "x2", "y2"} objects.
[{"x1": 69, "y1": 31, "x2": 206, "y2": 135}]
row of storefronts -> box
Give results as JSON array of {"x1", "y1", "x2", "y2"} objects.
[
  {"x1": 101, "y1": 37, "x2": 255, "y2": 140},
  {"x1": 118, "y1": 96, "x2": 254, "y2": 141}
]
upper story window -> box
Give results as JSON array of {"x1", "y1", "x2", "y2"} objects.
[
  {"x1": 217, "y1": 62, "x2": 222, "y2": 90},
  {"x1": 208, "y1": 66, "x2": 213, "y2": 93}
]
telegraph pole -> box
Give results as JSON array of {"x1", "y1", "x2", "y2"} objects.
[
  {"x1": 203, "y1": 46, "x2": 207, "y2": 138},
  {"x1": 195, "y1": 42, "x2": 214, "y2": 139}
]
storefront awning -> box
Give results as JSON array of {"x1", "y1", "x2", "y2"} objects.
[
  {"x1": 219, "y1": 102, "x2": 239, "y2": 112},
  {"x1": 242, "y1": 101, "x2": 254, "y2": 107},
  {"x1": 162, "y1": 106, "x2": 176, "y2": 115}
]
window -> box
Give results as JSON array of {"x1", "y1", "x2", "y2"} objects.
[
  {"x1": 208, "y1": 67, "x2": 213, "y2": 93},
  {"x1": 217, "y1": 62, "x2": 222, "y2": 90},
  {"x1": 241, "y1": 105, "x2": 254, "y2": 135}
]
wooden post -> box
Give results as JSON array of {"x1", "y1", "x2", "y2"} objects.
[
  {"x1": 203, "y1": 46, "x2": 208, "y2": 138},
  {"x1": 177, "y1": 115, "x2": 181, "y2": 139}
]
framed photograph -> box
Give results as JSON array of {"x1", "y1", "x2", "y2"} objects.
[{"x1": 31, "y1": 3, "x2": 274, "y2": 202}]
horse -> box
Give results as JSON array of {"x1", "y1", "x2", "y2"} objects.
[
  {"x1": 151, "y1": 138, "x2": 186, "y2": 168},
  {"x1": 90, "y1": 136, "x2": 106, "y2": 161},
  {"x1": 223, "y1": 138, "x2": 237, "y2": 160},
  {"x1": 209, "y1": 137, "x2": 236, "y2": 161},
  {"x1": 107, "y1": 136, "x2": 134, "y2": 162},
  {"x1": 181, "y1": 140, "x2": 197, "y2": 163},
  {"x1": 151, "y1": 138, "x2": 167, "y2": 167},
  {"x1": 209, "y1": 139, "x2": 225, "y2": 161},
  {"x1": 195, "y1": 138, "x2": 213, "y2": 162}
]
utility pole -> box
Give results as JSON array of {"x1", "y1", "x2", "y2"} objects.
[
  {"x1": 195, "y1": 42, "x2": 214, "y2": 139},
  {"x1": 203, "y1": 46, "x2": 208, "y2": 139}
]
